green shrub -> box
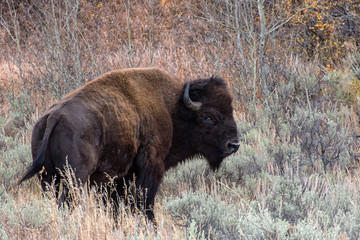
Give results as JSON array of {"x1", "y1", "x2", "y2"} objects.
[
  {"x1": 165, "y1": 190, "x2": 239, "y2": 240},
  {"x1": 287, "y1": 219, "x2": 324, "y2": 240},
  {"x1": 0, "y1": 138, "x2": 31, "y2": 190},
  {"x1": 0, "y1": 224, "x2": 9, "y2": 240},
  {"x1": 289, "y1": 106, "x2": 355, "y2": 172},
  {"x1": 244, "y1": 172, "x2": 360, "y2": 239},
  {"x1": 5, "y1": 91, "x2": 34, "y2": 131},
  {"x1": 0, "y1": 189, "x2": 54, "y2": 236},
  {"x1": 316, "y1": 182, "x2": 360, "y2": 238},
  {"x1": 250, "y1": 62, "x2": 358, "y2": 174},
  {"x1": 258, "y1": 176, "x2": 320, "y2": 224},
  {"x1": 238, "y1": 202, "x2": 290, "y2": 239},
  {"x1": 184, "y1": 221, "x2": 207, "y2": 240},
  {"x1": 162, "y1": 159, "x2": 212, "y2": 196}
]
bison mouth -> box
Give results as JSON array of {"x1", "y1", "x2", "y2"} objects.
[
  {"x1": 221, "y1": 153, "x2": 232, "y2": 159},
  {"x1": 196, "y1": 137, "x2": 240, "y2": 170},
  {"x1": 202, "y1": 140, "x2": 240, "y2": 170},
  {"x1": 203, "y1": 150, "x2": 228, "y2": 171}
]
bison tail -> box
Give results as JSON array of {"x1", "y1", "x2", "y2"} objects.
[
  {"x1": 18, "y1": 116, "x2": 59, "y2": 185},
  {"x1": 18, "y1": 149, "x2": 46, "y2": 184}
]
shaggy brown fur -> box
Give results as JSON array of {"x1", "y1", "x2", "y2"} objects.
[{"x1": 19, "y1": 68, "x2": 239, "y2": 221}]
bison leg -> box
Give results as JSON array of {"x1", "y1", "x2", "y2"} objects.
[
  {"x1": 133, "y1": 146, "x2": 164, "y2": 222},
  {"x1": 112, "y1": 146, "x2": 164, "y2": 222},
  {"x1": 112, "y1": 169, "x2": 158, "y2": 222},
  {"x1": 134, "y1": 168, "x2": 159, "y2": 221}
]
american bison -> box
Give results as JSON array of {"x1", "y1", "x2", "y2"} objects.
[{"x1": 19, "y1": 68, "x2": 239, "y2": 221}]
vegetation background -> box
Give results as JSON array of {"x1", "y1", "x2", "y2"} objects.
[{"x1": 1, "y1": 0, "x2": 360, "y2": 239}]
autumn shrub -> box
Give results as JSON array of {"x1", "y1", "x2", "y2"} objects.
[
  {"x1": 276, "y1": 0, "x2": 360, "y2": 65},
  {"x1": 339, "y1": 50, "x2": 360, "y2": 111}
]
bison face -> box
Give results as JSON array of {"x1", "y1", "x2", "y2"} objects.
[
  {"x1": 183, "y1": 77, "x2": 240, "y2": 170},
  {"x1": 195, "y1": 108, "x2": 240, "y2": 170}
]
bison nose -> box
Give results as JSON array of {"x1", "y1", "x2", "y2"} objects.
[{"x1": 226, "y1": 140, "x2": 240, "y2": 154}]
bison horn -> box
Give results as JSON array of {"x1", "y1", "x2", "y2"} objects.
[{"x1": 183, "y1": 82, "x2": 202, "y2": 111}]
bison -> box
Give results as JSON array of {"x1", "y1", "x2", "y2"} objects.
[{"x1": 19, "y1": 68, "x2": 239, "y2": 221}]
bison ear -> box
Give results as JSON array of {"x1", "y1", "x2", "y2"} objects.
[
  {"x1": 183, "y1": 82, "x2": 203, "y2": 111},
  {"x1": 189, "y1": 80, "x2": 208, "y2": 98}
]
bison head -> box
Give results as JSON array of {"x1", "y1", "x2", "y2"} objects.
[{"x1": 182, "y1": 77, "x2": 240, "y2": 170}]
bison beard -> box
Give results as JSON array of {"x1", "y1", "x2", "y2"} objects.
[{"x1": 19, "y1": 68, "x2": 239, "y2": 222}]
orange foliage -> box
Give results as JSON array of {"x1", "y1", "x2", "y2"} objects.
[{"x1": 272, "y1": 0, "x2": 360, "y2": 65}]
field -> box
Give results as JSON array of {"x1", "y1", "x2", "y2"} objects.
[{"x1": 1, "y1": 0, "x2": 360, "y2": 239}]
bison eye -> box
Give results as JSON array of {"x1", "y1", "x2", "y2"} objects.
[{"x1": 204, "y1": 117, "x2": 214, "y2": 125}]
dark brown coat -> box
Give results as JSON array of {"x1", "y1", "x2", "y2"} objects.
[{"x1": 19, "y1": 68, "x2": 239, "y2": 220}]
